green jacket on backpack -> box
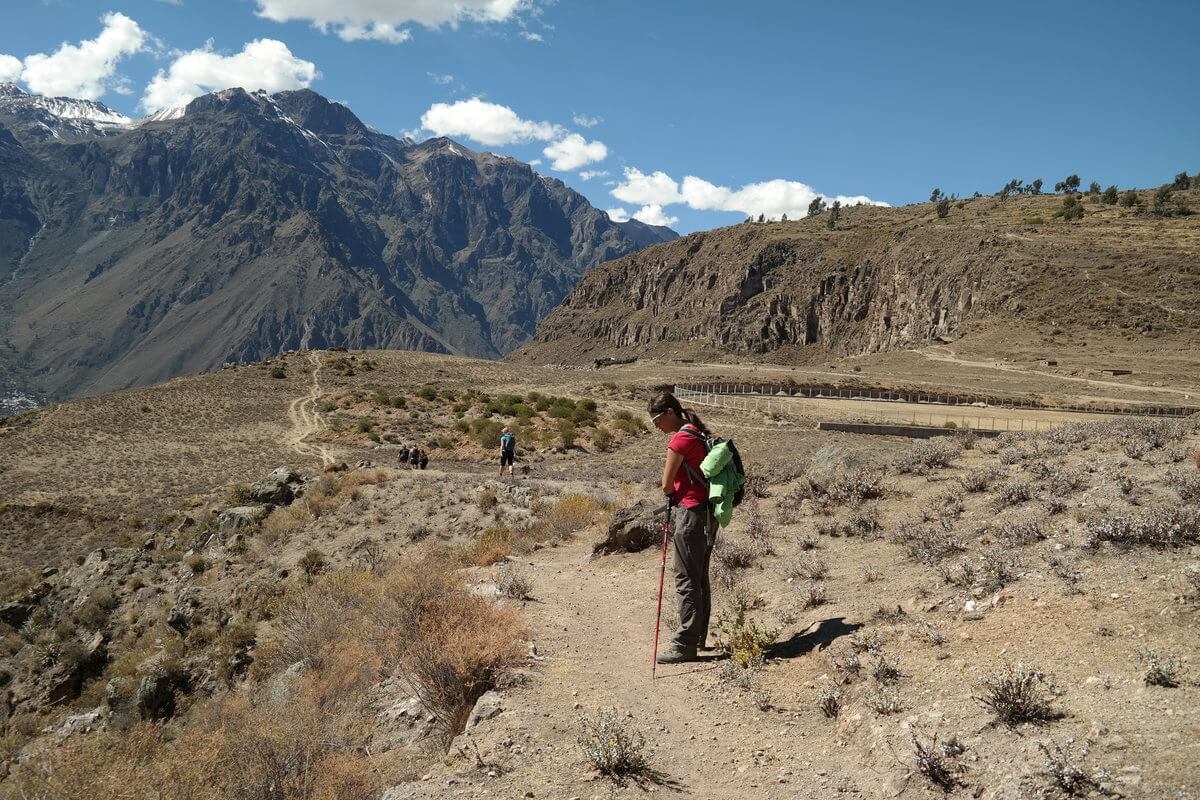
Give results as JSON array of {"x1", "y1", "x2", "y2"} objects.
[{"x1": 700, "y1": 441, "x2": 744, "y2": 528}]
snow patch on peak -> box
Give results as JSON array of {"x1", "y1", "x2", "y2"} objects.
[
  {"x1": 0, "y1": 84, "x2": 133, "y2": 130},
  {"x1": 142, "y1": 105, "x2": 187, "y2": 123}
]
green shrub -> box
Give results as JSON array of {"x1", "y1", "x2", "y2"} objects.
[
  {"x1": 473, "y1": 420, "x2": 505, "y2": 449},
  {"x1": 355, "y1": 417, "x2": 374, "y2": 434},
  {"x1": 612, "y1": 416, "x2": 646, "y2": 435},
  {"x1": 558, "y1": 420, "x2": 577, "y2": 448},
  {"x1": 716, "y1": 596, "x2": 779, "y2": 668},
  {"x1": 1053, "y1": 196, "x2": 1084, "y2": 221},
  {"x1": 1119, "y1": 190, "x2": 1141, "y2": 208},
  {"x1": 1102, "y1": 185, "x2": 1119, "y2": 204},
  {"x1": 390, "y1": 396, "x2": 407, "y2": 409},
  {"x1": 417, "y1": 385, "x2": 438, "y2": 401},
  {"x1": 270, "y1": 365, "x2": 287, "y2": 379},
  {"x1": 594, "y1": 427, "x2": 613, "y2": 452}
]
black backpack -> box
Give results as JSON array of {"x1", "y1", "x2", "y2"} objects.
[{"x1": 678, "y1": 425, "x2": 747, "y2": 508}]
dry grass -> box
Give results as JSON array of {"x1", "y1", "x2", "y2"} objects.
[
  {"x1": 544, "y1": 493, "x2": 605, "y2": 539},
  {"x1": 10, "y1": 555, "x2": 527, "y2": 797}
]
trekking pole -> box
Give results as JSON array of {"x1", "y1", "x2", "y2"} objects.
[{"x1": 651, "y1": 500, "x2": 673, "y2": 680}]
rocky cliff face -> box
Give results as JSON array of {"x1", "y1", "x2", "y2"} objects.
[
  {"x1": 0, "y1": 85, "x2": 675, "y2": 399},
  {"x1": 517, "y1": 195, "x2": 1200, "y2": 363}
]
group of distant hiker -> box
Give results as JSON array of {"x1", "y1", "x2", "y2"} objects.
[{"x1": 396, "y1": 445, "x2": 429, "y2": 470}]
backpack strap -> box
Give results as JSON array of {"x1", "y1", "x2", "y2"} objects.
[{"x1": 677, "y1": 425, "x2": 710, "y2": 488}]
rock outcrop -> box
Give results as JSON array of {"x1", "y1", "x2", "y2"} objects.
[{"x1": 516, "y1": 197, "x2": 1200, "y2": 363}]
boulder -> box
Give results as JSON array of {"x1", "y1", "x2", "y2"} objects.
[
  {"x1": 465, "y1": 690, "x2": 503, "y2": 729},
  {"x1": 593, "y1": 500, "x2": 665, "y2": 556},
  {"x1": 249, "y1": 467, "x2": 301, "y2": 505},
  {"x1": 55, "y1": 706, "x2": 108, "y2": 740},
  {"x1": 215, "y1": 506, "x2": 269, "y2": 535},
  {"x1": 136, "y1": 671, "x2": 179, "y2": 720}
]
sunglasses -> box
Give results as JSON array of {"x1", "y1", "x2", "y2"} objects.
[{"x1": 650, "y1": 411, "x2": 668, "y2": 425}]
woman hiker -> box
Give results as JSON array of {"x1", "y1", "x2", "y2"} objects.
[{"x1": 649, "y1": 391, "x2": 718, "y2": 664}]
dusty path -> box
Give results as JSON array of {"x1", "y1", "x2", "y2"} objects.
[
  {"x1": 476, "y1": 533, "x2": 860, "y2": 800},
  {"x1": 918, "y1": 346, "x2": 1199, "y2": 398},
  {"x1": 287, "y1": 352, "x2": 335, "y2": 466}
]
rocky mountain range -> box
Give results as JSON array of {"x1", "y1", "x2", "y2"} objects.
[
  {"x1": 517, "y1": 191, "x2": 1200, "y2": 364},
  {"x1": 0, "y1": 84, "x2": 674, "y2": 401}
]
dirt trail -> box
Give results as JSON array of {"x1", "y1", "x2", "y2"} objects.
[
  {"x1": 479, "y1": 532, "x2": 855, "y2": 800},
  {"x1": 918, "y1": 346, "x2": 1199, "y2": 398},
  {"x1": 287, "y1": 353, "x2": 335, "y2": 466}
]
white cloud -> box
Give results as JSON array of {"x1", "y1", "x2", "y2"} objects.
[
  {"x1": 572, "y1": 113, "x2": 601, "y2": 128},
  {"x1": 606, "y1": 207, "x2": 629, "y2": 223},
  {"x1": 578, "y1": 169, "x2": 608, "y2": 181},
  {"x1": 681, "y1": 175, "x2": 887, "y2": 218},
  {"x1": 528, "y1": 158, "x2": 542, "y2": 166},
  {"x1": 543, "y1": 133, "x2": 606, "y2": 171},
  {"x1": 0, "y1": 55, "x2": 22, "y2": 83},
  {"x1": 337, "y1": 22, "x2": 411, "y2": 43},
  {"x1": 12, "y1": 12, "x2": 147, "y2": 100},
  {"x1": 255, "y1": 0, "x2": 528, "y2": 43},
  {"x1": 611, "y1": 165, "x2": 886, "y2": 221},
  {"x1": 633, "y1": 204, "x2": 678, "y2": 227},
  {"x1": 428, "y1": 72, "x2": 454, "y2": 85},
  {"x1": 420, "y1": 97, "x2": 560, "y2": 146},
  {"x1": 610, "y1": 167, "x2": 683, "y2": 206},
  {"x1": 519, "y1": 31, "x2": 543, "y2": 41},
  {"x1": 141, "y1": 39, "x2": 319, "y2": 112}
]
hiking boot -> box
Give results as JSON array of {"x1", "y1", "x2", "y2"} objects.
[{"x1": 656, "y1": 647, "x2": 697, "y2": 664}]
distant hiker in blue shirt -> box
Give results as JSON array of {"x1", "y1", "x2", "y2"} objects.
[{"x1": 499, "y1": 427, "x2": 516, "y2": 476}]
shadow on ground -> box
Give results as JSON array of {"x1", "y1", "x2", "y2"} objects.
[{"x1": 769, "y1": 616, "x2": 862, "y2": 659}]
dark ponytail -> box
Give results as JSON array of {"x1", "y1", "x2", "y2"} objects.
[{"x1": 648, "y1": 391, "x2": 710, "y2": 435}]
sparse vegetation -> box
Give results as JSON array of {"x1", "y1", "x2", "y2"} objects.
[
  {"x1": 912, "y1": 731, "x2": 961, "y2": 793},
  {"x1": 816, "y1": 682, "x2": 842, "y2": 718},
  {"x1": 715, "y1": 596, "x2": 779, "y2": 668},
  {"x1": 1138, "y1": 648, "x2": 1183, "y2": 687},
  {"x1": 976, "y1": 663, "x2": 1062, "y2": 725},
  {"x1": 576, "y1": 708, "x2": 652, "y2": 781}
]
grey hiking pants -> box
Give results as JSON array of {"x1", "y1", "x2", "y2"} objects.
[{"x1": 671, "y1": 504, "x2": 717, "y2": 652}]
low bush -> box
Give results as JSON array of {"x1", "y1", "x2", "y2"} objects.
[
  {"x1": 715, "y1": 538, "x2": 759, "y2": 573},
  {"x1": 544, "y1": 494, "x2": 604, "y2": 539},
  {"x1": 912, "y1": 731, "x2": 961, "y2": 793},
  {"x1": 893, "y1": 439, "x2": 962, "y2": 475},
  {"x1": 1084, "y1": 504, "x2": 1200, "y2": 549},
  {"x1": 996, "y1": 513, "x2": 1046, "y2": 546},
  {"x1": 715, "y1": 596, "x2": 779, "y2": 668},
  {"x1": 496, "y1": 563, "x2": 534, "y2": 600},
  {"x1": 576, "y1": 708, "x2": 652, "y2": 781},
  {"x1": 816, "y1": 682, "x2": 842, "y2": 719},
  {"x1": 891, "y1": 519, "x2": 964, "y2": 564},
  {"x1": 960, "y1": 467, "x2": 999, "y2": 493},
  {"x1": 787, "y1": 553, "x2": 828, "y2": 581},
  {"x1": 1036, "y1": 739, "x2": 1100, "y2": 797},
  {"x1": 802, "y1": 581, "x2": 827, "y2": 608},
  {"x1": 976, "y1": 663, "x2": 1062, "y2": 725},
  {"x1": 844, "y1": 505, "x2": 882, "y2": 538},
  {"x1": 1138, "y1": 648, "x2": 1183, "y2": 687},
  {"x1": 994, "y1": 479, "x2": 1034, "y2": 508},
  {"x1": 1165, "y1": 468, "x2": 1200, "y2": 502}
]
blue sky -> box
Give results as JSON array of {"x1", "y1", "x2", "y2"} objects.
[{"x1": 1, "y1": 0, "x2": 1196, "y2": 233}]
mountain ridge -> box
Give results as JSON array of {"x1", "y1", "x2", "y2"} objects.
[
  {"x1": 0, "y1": 85, "x2": 675, "y2": 400},
  {"x1": 515, "y1": 190, "x2": 1200, "y2": 366}
]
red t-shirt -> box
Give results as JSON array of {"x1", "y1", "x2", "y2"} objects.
[{"x1": 668, "y1": 425, "x2": 709, "y2": 509}]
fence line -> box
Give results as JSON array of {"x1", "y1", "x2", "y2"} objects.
[
  {"x1": 673, "y1": 382, "x2": 1198, "y2": 419},
  {"x1": 675, "y1": 387, "x2": 1075, "y2": 433}
]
